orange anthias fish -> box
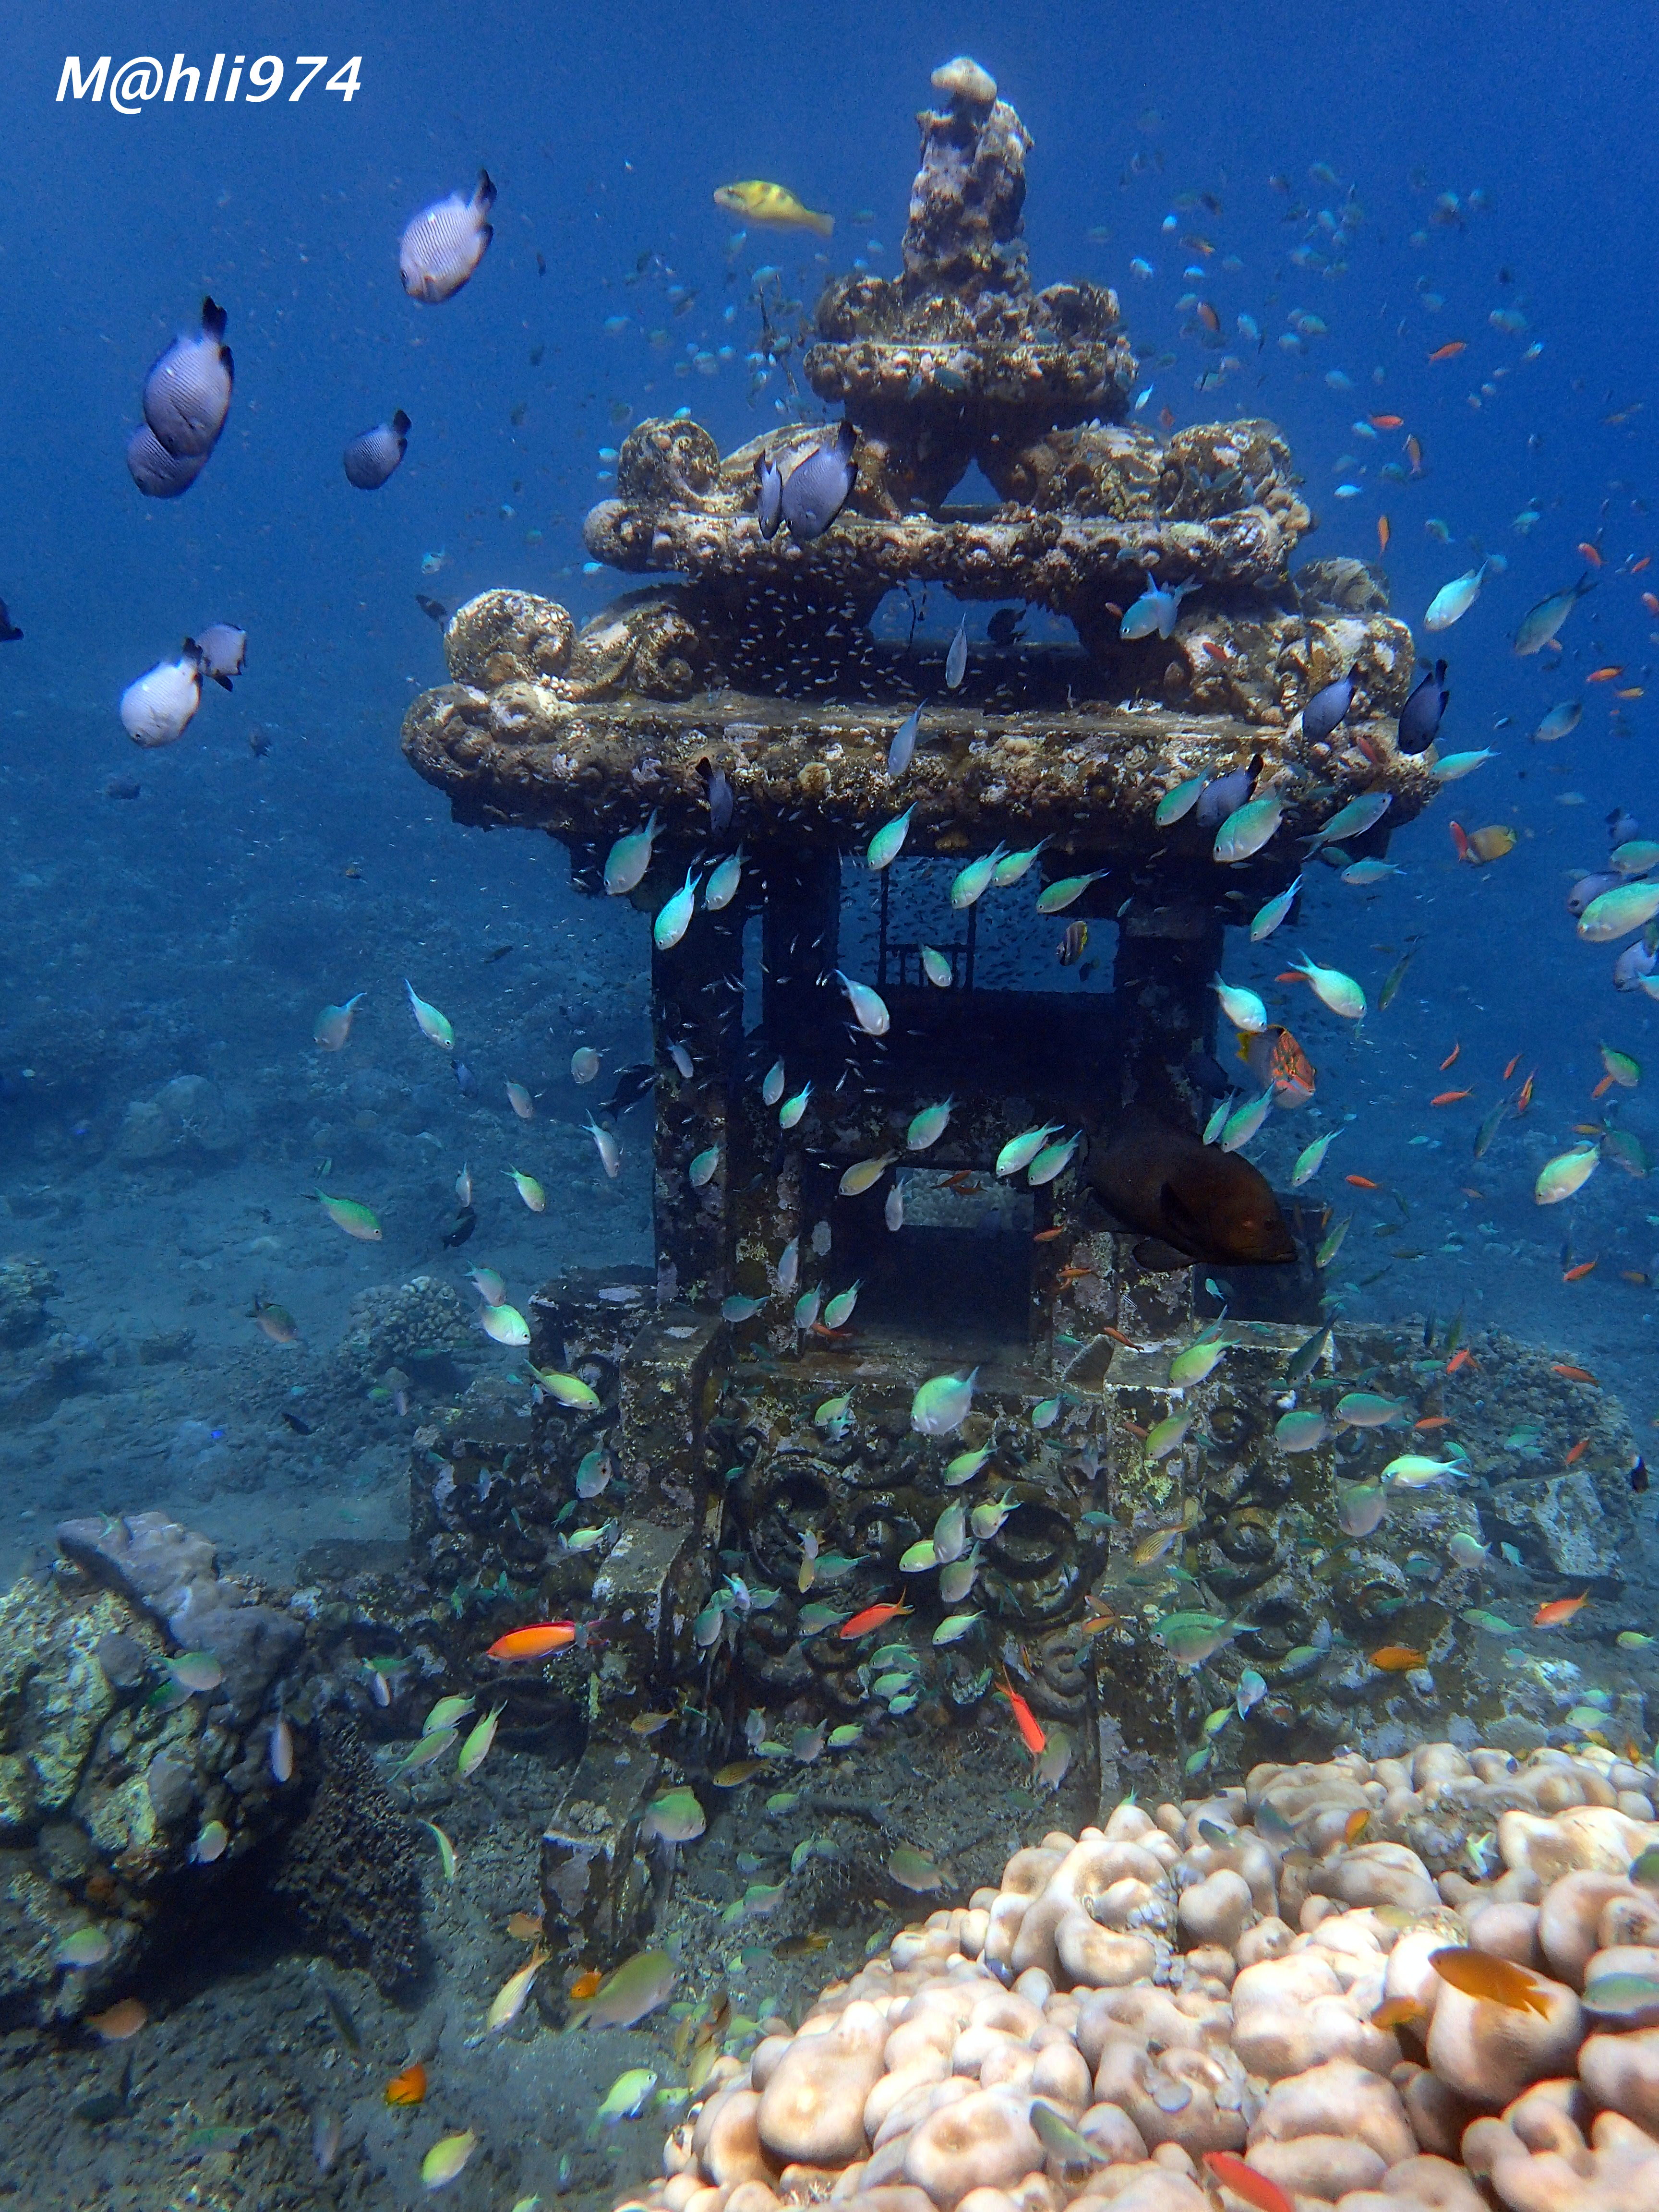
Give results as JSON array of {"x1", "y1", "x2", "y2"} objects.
[
  {"x1": 487, "y1": 1622, "x2": 576, "y2": 1661},
  {"x1": 1534, "y1": 1593, "x2": 1589, "y2": 1628},
  {"x1": 385, "y1": 2063, "x2": 427, "y2": 2107},
  {"x1": 1449, "y1": 819, "x2": 1470, "y2": 862},
  {"x1": 839, "y1": 1600, "x2": 913, "y2": 1640},
  {"x1": 1370, "y1": 414, "x2": 1404, "y2": 431},
  {"x1": 1430, "y1": 1948, "x2": 1552, "y2": 2016},
  {"x1": 1446, "y1": 1347, "x2": 1476, "y2": 1373},
  {"x1": 1032, "y1": 1226, "x2": 1065, "y2": 1242},
  {"x1": 1515, "y1": 1072, "x2": 1536, "y2": 1114},
  {"x1": 1579, "y1": 541, "x2": 1605, "y2": 567},
  {"x1": 1644, "y1": 591, "x2": 1659, "y2": 615},
  {"x1": 1055, "y1": 1264, "x2": 1098, "y2": 1285},
  {"x1": 1551, "y1": 1363, "x2": 1598, "y2": 1382},
  {"x1": 1405, "y1": 434, "x2": 1424, "y2": 476},
  {"x1": 1377, "y1": 514, "x2": 1391, "y2": 554},
  {"x1": 1440, "y1": 1041, "x2": 1461, "y2": 1070},
  {"x1": 1564, "y1": 1438, "x2": 1589, "y2": 1463},
  {"x1": 1370, "y1": 1645, "x2": 1428, "y2": 1671},
  {"x1": 998, "y1": 1673, "x2": 1047, "y2": 1757},
  {"x1": 1431, "y1": 1089, "x2": 1472, "y2": 1106},
  {"x1": 1503, "y1": 1053, "x2": 1522, "y2": 1080},
  {"x1": 1587, "y1": 665, "x2": 1625, "y2": 682},
  {"x1": 1415, "y1": 1415, "x2": 1453, "y2": 1431},
  {"x1": 1346, "y1": 1174, "x2": 1381, "y2": 1190},
  {"x1": 1202, "y1": 2152, "x2": 1295, "y2": 2212},
  {"x1": 1562, "y1": 1260, "x2": 1598, "y2": 1283},
  {"x1": 1427, "y1": 340, "x2": 1467, "y2": 362}
]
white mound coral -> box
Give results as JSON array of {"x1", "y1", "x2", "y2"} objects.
[{"x1": 630, "y1": 1742, "x2": 1659, "y2": 2212}]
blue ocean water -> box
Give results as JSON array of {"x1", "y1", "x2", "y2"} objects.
[{"x1": 2, "y1": 4, "x2": 1658, "y2": 2198}]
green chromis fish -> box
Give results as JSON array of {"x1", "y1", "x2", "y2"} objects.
[
  {"x1": 1144, "y1": 1410, "x2": 1190, "y2": 1462},
  {"x1": 1214, "y1": 977, "x2": 1268, "y2": 1032},
  {"x1": 950, "y1": 846, "x2": 1009, "y2": 909},
  {"x1": 1026, "y1": 1132, "x2": 1080, "y2": 1186},
  {"x1": 508, "y1": 1166, "x2": 547, "y2": 1211},
  {"x1": 316, "y1": 1190, "x2": 382, "y2": 1241},
  {"x1": 1274, "y1": 1408, "x2": 1330, "y2": 1452},
  {"x1": 1334, "y1": 1390, "x2": 1410, "y2": 1427},
  {"x1": 1378, "y1": 945, "x2": 1415, "y2": 1010},
  {"x1": 822, "y1": 1282, "x2": 861, "y2": 1328},
  {"x1": 992, "y1": 839, "x2": 1049, "y2": 887},
  {"x1": 836, "y1": 972, "x2": 890, "y2": 1036},
  {"x1": 779, "y1": 1082, "x2": 812, "y2": 1129},
  {"x1": 1213, "y1": 794, "x2": 1283, "y2": 864},
  {"x1": 457, "y1": 1702, "x2": 505, "y2": 1777},
  {"x1": 866, "y1": 806, "x2": 915, "y2": 870},
  {"x1": 1316, "y1": 1214, "x2": 1352, "y2": 1268},
  {"x1": 1168, "y1": 1334, "x2": 1227, "y2": 1385},
  {"x1": 1155, "y1": 1611, "x2": 1238, "y2": 1667},
  {"x1": 479, "y1": 1302, "x2": 530, "y2": 1346},
  {"x1": 653, "y1": 865, "x2": 702, "y2": 950},
  {"x1": 907, "y1": 1098, "x2": 953, "y2": 1149},
  {"x1": 704, "y1": 847, "x2": 744, "y2": 909},
  {"x1": 1155, "y1": 774, "x2": 1207, "y2": 827},
  {"x1": 1434, "y1": 749, "x2": 1498, "y2": 781},
  {"x1": 1578, "y1": 881, "x2": 1659, "y2": 942},
  {"x1": 603, "y1": 810, "x2": 660, "y2": 895},
  {"x1": 920, "y1": 945, "x2": 952, "y2": 986},
  {"x1": 911, "y1": 1369, "x2": 978, "y2": 1436},
  {"x1": 313, "y1": 992, "x2": 365, "y2": 1050},
  {"x1": 1286, "y1": 951, "x2": 1366, "y2": 1018},
  {"x1": 1306, "y1": 792, "x2": 1392, "y2": 850},
  {"x1": 689, "y1": 1145, "x2": 721, "y2": 1188},
  {"x1": 531, "y1": 1366, "x2": 601, "y2": 1409},
  {"x1": 1250, "y1": 876, "x2": 1301, "y2": 941},
  {"x1": 1219, "y1": 1089, "x2": 1273, "y2": 1153},
  {"x1": 1035, "y1": 871, "x2": 1107, "y2": 914},
  {"x1": 838, "y1": 1154, "x2": 893, "y2": 1196},
  {"x1": 404, "y1": 979, "x2": 454, "y2": 1048},
  {"x1": 996, "y1": 1123, "x2": 1062, "y2": 1177},
  {"x1": 1514, "y1": 571, "x2": 1596, "y2": 656},
  {"x1": 1424, "y1": 558, "x2": 1493, "y2": 632},
  {"x1": 1285, "y1": 1323, "x2": 1332, "y2": 1383},
  {"x1": 1535, "y1": 1146, "x2": 1599, "y2": 1204}
]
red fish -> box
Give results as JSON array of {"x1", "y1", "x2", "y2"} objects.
[
  {"x1": 1431, "y1": 1090, "x2": 1472, "y2": 1106},
  {"x1": 839, "y1": 1600, "x2": 912, "y2": 1641},
  {"x1": 1565, "y1": 1437, "x2": 1589, "y2": 1463},
  {"x1": 1202, "y1": 2154, "x2": 1294, "y2": 2212},
  {"x1": 1534, "y1": 1593, "x2": 1588, "y2": 1628},
  {"x1": 1503, "y1": 1053, "x2": 1522, "y2": 1080},
  {"x1": 1440, "y1": 1042, "x2": 1461, "y2": 1070},
  {"x1": 1551, "y1": 1363, "x2": 1598, "y2": 1382},
  {"x1": 487, "y1": 1622, "x2": 576, "y2": 1661},
  {"x1": 1644, "y1": 592, "x2": 1659, "y2": 616},
  {"x1": 998, "y1": 1673, "x2": 1046, "y2": 1757},
  {"x1": 1449, "y1": 819, "x2": 1470, "y2": 863},
  {"x1": 1579, "y1": 542, "x2": 1605, "y2": 567},
  {"x1": 1445, "y1": 1347, "x2": 1475, "y2": 1374},
  {"x1": 385, "y1": 2063, "x2": 427, "y2": 2107},
  {"x1": 1377, "y1": 515, "x2": 1391, "y2": 553},
  {"x1": 1562, "y1": 1261, "x2": 1598, "y2": 1283},
  {"x1": 1515, "y1": 1072, "x2": 1536, "y2": 1114},
  {"x1": 1345, "y1": 1173, "x2": 1381, "y2": 1189},
  {"x1": 1369, "y1": 414, "x2": 1404, "y2": 430},
  {"x1": 1588, "y1": 665, "x2": 1624, "y2": 682},
  {"x1": 1415, "y1": 1415, "x2": 1453, "y2": 1431},
  {"x1": 1427, "y1": 341, "x2": 1467, "y2": 362}
]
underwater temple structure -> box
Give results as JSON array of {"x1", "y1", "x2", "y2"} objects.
[{"x1": 391, "y1": 62, "x2": 1631, "y2": 1972}]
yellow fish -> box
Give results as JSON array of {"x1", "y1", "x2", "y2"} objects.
[{"x1": 713, "y1": 180, "x2": 833, "y2": 237}]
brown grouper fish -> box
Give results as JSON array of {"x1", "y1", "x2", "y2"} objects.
[{"x1": 1086, "y1": 1111, "x2": 1298, "y2": 1270}]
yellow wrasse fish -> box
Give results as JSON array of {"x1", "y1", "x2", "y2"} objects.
[{"x1": 713, "y1": 181, "x2": 833, "y2": 237}]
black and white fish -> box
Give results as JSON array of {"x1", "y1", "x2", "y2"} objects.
[
  {"x1": 126, "y1": 421, "x2": 208, "y2": 498},
  {"x1": 195, "y1": 624, "x2": 246, "y2": 691},
  {"x1": 399, "y1": 171, "x2": 495, "y2": 302},
  {"x1": 343, "y1": 411, "x2": 411, "y2": 490},
  {"x1": 143, "y1": 298, "x2": 233, "y2": 458},
  {"x1": 119, "y1": 643, "x2": 204, "y2": 748}
]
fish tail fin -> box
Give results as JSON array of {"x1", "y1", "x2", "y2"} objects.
[
  {"x1": 809, "y1": 211, "x2": 835, "y2": 238},
  {"x1": 392, "y1": 409, "x2": 412, "y2": 435},
  {"x1": 475, "y1": 169, "x2": 497, "y2": 213},
  {"x1": 200, "y1": 297, "x2": 228, "y2": 341}
]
